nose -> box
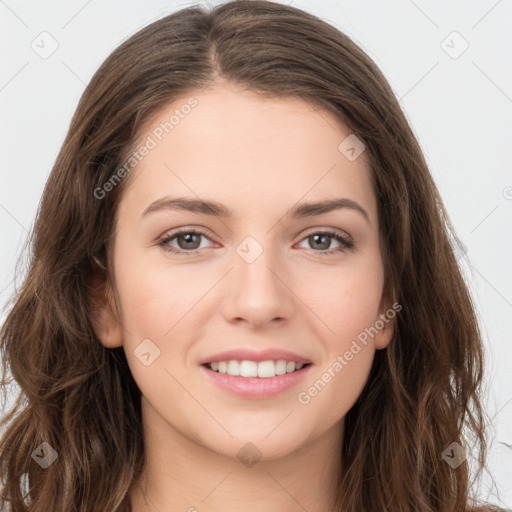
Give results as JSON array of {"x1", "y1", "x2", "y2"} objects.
[{"x1": 220, "y1": 237, "x2": 295, "y2": 329}]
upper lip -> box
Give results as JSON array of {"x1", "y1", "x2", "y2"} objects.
[{"x1": 199, "y1": 348, "x2": 313, "y2": 366}]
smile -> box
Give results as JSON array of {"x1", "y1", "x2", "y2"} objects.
[
  {"x1": 205, "y1": 359, "x2": 310, "y2": 378},
  {"x1": 200, "y1": 361, "x2": 313, "y2": 399}
]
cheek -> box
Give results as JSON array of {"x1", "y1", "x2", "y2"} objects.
[
  {"x1": 298, "y1": 341, "x2": 375, "y2": 436},
  {"x1": 296, "y1": 268, "x2": 383, "y2": 422},
  {"x1": 112, "y1": 246, "x2": 197, "y2": 338},
  {"x1": 299, "y1": 261, "x2": 383, "y2": 422},
  {"x1": 296, "y1": 257, "x2": 384, "y2": 342}
]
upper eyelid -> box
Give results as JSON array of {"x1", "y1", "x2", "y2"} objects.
[{"x1": 159, "y1": 226, "x2": 353, "y2": 245}]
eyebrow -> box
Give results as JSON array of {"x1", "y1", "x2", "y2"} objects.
[{"x1": 141, "y1": 196, "x2": 370, "y2": 225}]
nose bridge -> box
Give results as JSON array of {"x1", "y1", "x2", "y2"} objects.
[
  {"x1": 223, "y1": 232, "x2": 293, "y2": 324},
  {"x1": 235, "y1": 233, "x2": 283, "y2": 294}
]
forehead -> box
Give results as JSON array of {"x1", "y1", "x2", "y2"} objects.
[{"x1": 117, "y1": 83, "x2": 376, "y2": 224}]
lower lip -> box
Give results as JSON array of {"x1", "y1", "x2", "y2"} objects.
[{"x1": 199, "y1": 364, "x2": 313, "y2": 399}]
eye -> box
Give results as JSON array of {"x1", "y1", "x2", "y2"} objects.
[
  {"x1": 158, "y1": 228, "x2": 213, "y2": 254},
  {"x1": 295, "y1": 229, "x2": 353, "y2": 255},
  {"x1": 158, "y1": 228, "x2": 354, "y2": 256}
]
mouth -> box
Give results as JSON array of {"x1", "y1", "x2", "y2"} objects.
[
  {"x1": 199, "y1": 360, "x2": 314, "y2": 399},
  {"x1": 202, "y1": 360, "x2": 313, "y2": 378}
]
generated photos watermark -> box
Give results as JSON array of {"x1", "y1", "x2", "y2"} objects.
[
  {"x1": 297, "y1": 302, "x2": 402, "y2": 405},
  {"x1": 93, "y1": 97, "x2": 198, "y2": 200}
]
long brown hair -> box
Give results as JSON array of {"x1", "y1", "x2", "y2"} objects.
[{"x1": 0, "y1": 1, "x2": 500, "y2": 510}]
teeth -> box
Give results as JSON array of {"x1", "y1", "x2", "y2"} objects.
[
  {"x1": 207, "y1": 359, "x2": 307, "y2": 378},
  {"x1": 240, "y1": 360, "x2": 257, "y2": 377},
  {"x1": 228, "y1": 360, "x2": 240, "y2": 375}
]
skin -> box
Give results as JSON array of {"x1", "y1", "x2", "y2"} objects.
[{"x1": 91, "y1": 79, "x2": 394, "y2": 512}]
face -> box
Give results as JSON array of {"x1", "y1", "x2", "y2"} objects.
[{"x1": 93, "y1": 80, "x2": 394, "y2": 461}]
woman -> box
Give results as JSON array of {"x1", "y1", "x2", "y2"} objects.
[{"x1": 0, "y1": 1, "x2": 505, "y2": 511}]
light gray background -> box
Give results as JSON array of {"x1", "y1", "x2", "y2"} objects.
[{"x1": 1, "y1": 0, "x2": 511, "y2": 507}]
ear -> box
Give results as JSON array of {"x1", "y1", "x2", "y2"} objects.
[
  {"x1": 88, "y1": 270, "x2": 123, "y2": 348},
  {"x1": 373, "y1": 293, "x2": 398, "y2": 350}
]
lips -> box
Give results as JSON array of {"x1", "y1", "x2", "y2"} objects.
[
  {"x1": 198, "y1": 348, "x2": 314, "y2": 399},
  {"x1": 199, "y1": 348, "x2": 313, "y2": 366},
  {"x1": 199, "y1": 362, "x2": 313, "y2": 399}
]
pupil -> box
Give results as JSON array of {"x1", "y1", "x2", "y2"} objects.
[
  {"x1": 311, "y1": 234, "x2": 330, "y2": 250},
  {"x1": 179, "y1": 233, "x2": 200, "y2": 249}
]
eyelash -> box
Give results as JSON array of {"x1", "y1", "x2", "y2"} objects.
[{"x1": 157, "y1": 228, "x2": 354, "y2": 256}]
